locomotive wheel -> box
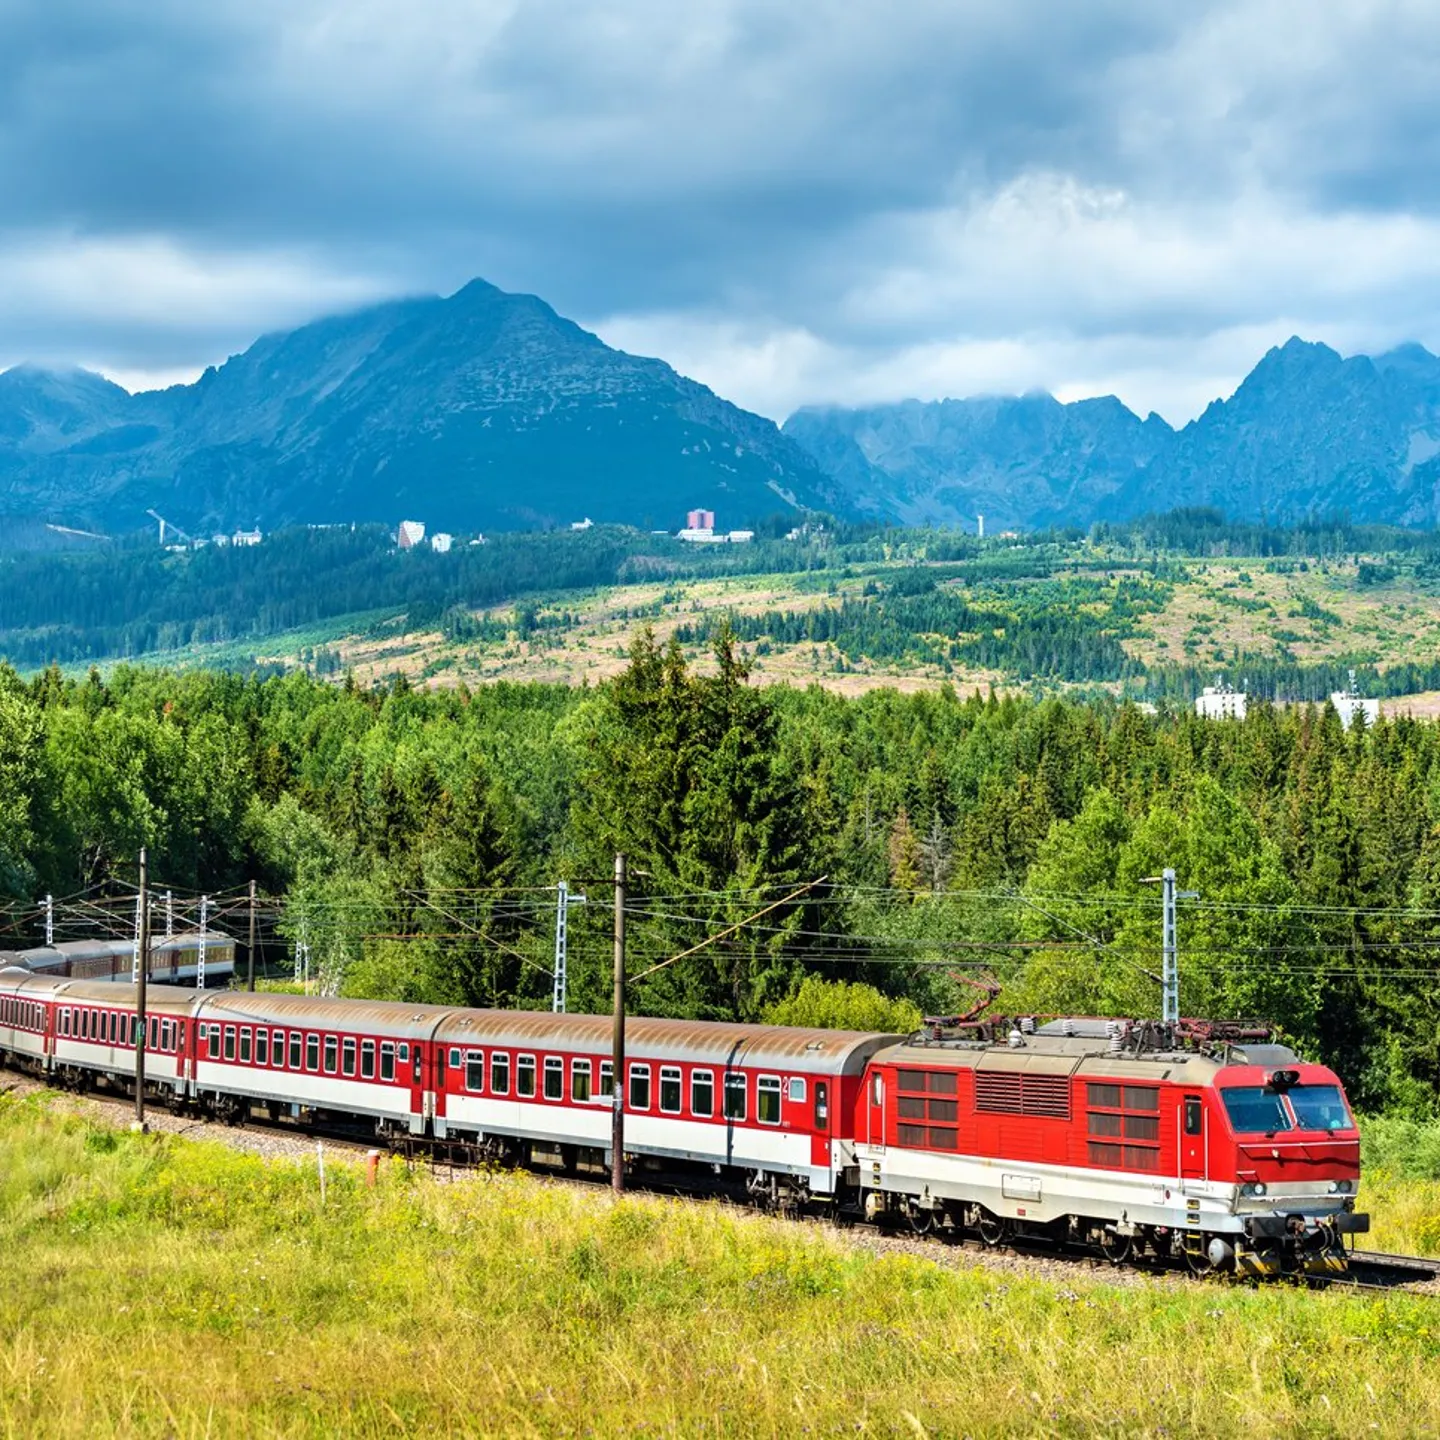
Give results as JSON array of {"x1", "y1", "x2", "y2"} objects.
[
  {"x1": 1184, "y1": 1241, "x2": 1215, "y2": 1276},
  {"x1": 977, "y1": 1213, "x2": 1008, "y2": 1247},
  {"x1": 1098, "y1": 1229, "x2": 1132, "y2": 1266}
]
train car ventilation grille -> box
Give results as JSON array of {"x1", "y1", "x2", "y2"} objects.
[{"x1": 975, "y1": 1071, "x2": 1072, "y2": 1121}]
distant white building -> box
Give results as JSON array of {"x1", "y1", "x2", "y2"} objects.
[
  {"x1": 232, "y1": 529, "x2": 262, "y2": 547},
  {"x1": 1331, "y1": 671, "x2": 1380, "y2": 730},
  {"x1": 397, "y1": 520, "x2": 425, "y2": 549},
  {"x1": 1196, "y1": 678, "x2": 1247, "y2": 721},
  {"x1": 570, "y1": 517, "x2": 593, "y2": 531},
  {"x1": 469, "y1": 535, "x2": 486, "y2": 546},
  {"x1": 430, "y1": 532, "x2": 453, "y2": 554},
  {"x1": 678, "y1": 527, "x2": 727, "y2": 543},
  {"x1": 211, "y1": 533, "x2": 231, "y2": 548},
  {"x1": 727, "y1": 530, "x2": 755, "y2": 544}
]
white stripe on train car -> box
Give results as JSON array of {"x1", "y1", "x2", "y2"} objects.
[{"x1": 193, "y1": 1062, "x2": 414, "y2": 1127}]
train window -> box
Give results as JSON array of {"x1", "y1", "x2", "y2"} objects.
[
  {"x1": 163, "y1": 1020, "x2": 174, "y2": 1052},
  {"x1": 342, "y1": 1039, "x2": 356, "y2": 1077},
  {"x1": 724, "y1": 1073, "x2": 747, "y2": 1122},
  {"x1": 871, "y1": 1074, "x2": 883, "y2": 1107},
  {"x1": 398, "y1": 1043, "x2": 409, "y2": 1062},
  {"x1": 413, "y1": 1050, "x2": 422, "y2": 1084},
  {"x1": 787, "y1": 1077, "x2": 806, "y2": 1104},
  {"x1": 691, "y1": 1070, "x2": 714, "y2": 1117},
  {"x1": 59, "y1": 1008, "x2": 69, "y2": 1037},
  {"x1": 814, "y1": 1081, "x2": 829, "y2": 1132},
  {"x1": 466, "y1": 1051, "x2": 484, "y2": 1092},
  {"x1": 289, "y1": 1032, "x2": 302, "y2": 1070},
  {"x1": 517, "y1": 1055, "x2": 536, "y2": 1098},
  {"x1": 239, "y1": 1028, "x2": 252, "y2": 1064},
  {"x1": 572, "y1": 1059, "x2": 591, "y2": 1102},
  {"x1": 436, "y1": 1047, "x2": 446, "y2": 1087},
  {"x1": 361, "y1": 1040, "x2": 376, "y2": 1080},
  {"x1": 491, "y1": 1052, "x2": 510, "y2": 1095},
  {"x1": 659, "y1": 1066, "x2": 682, "y2": 1114},
  {"x1": 223, "y1": 1026, "x2": 236, "y2": 1062},
  {"x1": 598, "y1": 1061, "x2": 613, "y2": 1099},
  {"x1": 306, "y1": 1033, "x2": 320, "y2": 1071},
  {"x1": 324, "y1": 1036, "x2": 338, "y2": 1073},
  {"x1": 450, "y1": 1048, "x2": 461, "y2": 1070},
  {"x1": 255, "y1": 1029, "x2": 268, "y2": 1066},
  {"x1": 544, "y1": 1058, "x2": 563, "y2": 1100},
  {"x1": 1184, "y1": 1097, "x2": 1203, "y2": 1135},
  {"x1": 1287, "y1": 1085, "x2": 1355, "y2": 1133},
  {"x1": 380, "y1": 1042, "x2": 395, "y2": 1082},
  {"x1": 273, "y1": 1030, "x2": 285, "y2": 1065},
  {"x1": 628, "y1": 1064, "x2": 651, "y2": 1111},
  {"x1": 149, "y1": 1017, "x2": 158, "y2": 1051},
  {"x1": 1220, "y1": 1087, "x2": 1292, "y2": 1135},
  {"x1": 757, "y1": 1076, "x2": 782, "y2": 1126}
]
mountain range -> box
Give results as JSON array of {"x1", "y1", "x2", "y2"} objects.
[
  {"x1": 2, "y1": 278, "x2": 1440, "y2": 536},
  {"x1": 0, "y1": 280, "x2": 838, "y2": 536},
  {"x1": 784, "y1": 338, "x2": 1440, "y2": 531}
]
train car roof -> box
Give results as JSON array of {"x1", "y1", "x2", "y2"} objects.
[
  {"x1": 197, "y1": 991, "x2": 457, "y2": 1041},
  {"x1": 435, "y1": 1010, "x2": 899, "y2": 1074},
  {"x1": 0, "y1": 971, "x2": 211, "y2": 1014}
]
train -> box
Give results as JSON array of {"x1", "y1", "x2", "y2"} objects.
[
  {"x1": 0, "y1": 931, "x2": 236, "y2": 985},
  {"x1": 0, "y1": 967, "x2": 1367, "y2": 1277}
]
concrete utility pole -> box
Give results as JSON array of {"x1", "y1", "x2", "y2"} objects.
[
  {"x1": 247, "y1": 879, "x2": 257, "y2": 991},
  {"x1": 552, "y1": 881, "x2": 587, "y2": 1013},
  {"x1": 197, "y1": 895, "x2": 209, "y2": 990},
  {"x1": 1142, "y1": 867, "x2": 1198, "y2": 1025},
  {"x1": 611, "y1": 853, "x2": 626, "y2": 1195},
  {"x1": 135, "y1": 849, "x2": 151, "y2": 1126}
]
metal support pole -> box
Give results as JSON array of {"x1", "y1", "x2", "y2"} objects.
[
  {"x1": 132, "y1": 890, "x2": 143, "y2": 983},
  {"x1": 1161, "y1": 868, "x2": 1178, "y2": 1026},
  {"x1": 552, "y1": 881, "x2": 587, "y2": 1013},
  {"x1": 135, "y1": 849, "x2": 150, "y2": 1126},
  {"x1": 247, "y1": 878, "x2": 257, "y2": 991},
  {"x1": 165, "y1": 889, "x2": 173, "y2": 939},
  {"x1": 43, "y1": 893, "x2": 52, "y2": 947},
  {"x1": 611, "y1": 853, "x2": 626, "y2": 1195},
  {"x1": 198, "y1": 895, "x2": 209, "y2": 990}
]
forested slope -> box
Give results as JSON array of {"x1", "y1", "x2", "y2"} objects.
[{"x1": 3, "y1": 639, "x2": 1439, "y2": 1114}]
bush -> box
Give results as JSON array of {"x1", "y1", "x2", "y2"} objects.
[{"x1": 761, "y1": 976, "x2": 921, "y2": 1033}]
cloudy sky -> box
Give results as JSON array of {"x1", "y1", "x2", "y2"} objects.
[{"x1": 2, "y1": 0, "x2": 1439, "y2": 422}]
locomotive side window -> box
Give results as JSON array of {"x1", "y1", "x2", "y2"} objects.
[
  {"x1": 517, "y1": 1055, "x2": 537, "y2": 1098},
  {"x1": 491, "y1": 1052, "x2": 510, "y2": 1095},
  {"x1": 628, "y1": 1064, "x2": 651, "y2": 1111},
  {"x1": 757, "y1": 1076, "x2": 782, "y2": 1125},
  {"x1": 1086, "y1": 1083, "x2": 1162, "y2": 1170},
  {"x1": 1184, "y1": 1097, "x2": 1203, "y2": 1136},
  {"x1": 691, "y1": 1070, "x2": 714, "y2": 1117},
  {"x1": 659, "y1": 1066, "x2": 682, "y2": 1114},
  {"x1": 725, "y1": 1073, "x2": 747, "y2": 1122},
  {"x1": 571, "y1": 1059, "x2": 591, "y2": 1102},
  {"x1": 544, "y1": 1057, "x2": 563, "y2": 1100},
  {"x1": 814, "y1": 1082, "x2": 829, "y2": 1131},
  {"x1": 466, "y1": 1051, "x2": 484, "y2": 1092}
]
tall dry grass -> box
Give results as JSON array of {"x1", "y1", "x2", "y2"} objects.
[{"x1": 2, "y1": 1091, "x2": 1439, "y2": 1437}]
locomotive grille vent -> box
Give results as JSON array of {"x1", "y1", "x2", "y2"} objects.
[{"x1": 975, "y1": 1071, "x2": 1072, "y2": 1121}]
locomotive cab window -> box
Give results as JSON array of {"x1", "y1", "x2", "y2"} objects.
[
  {"x1": 1220, "y1": 1087, "x2": 1292, "y2": 1135},
  {"x1": 1287, "y1": 1085, "x2": 1355, "y2": 1133},
  {"x1": 757, "y1": 1076, "x2": 782, "y2": 1126},
  {"x1": 659, "y1": 1066, "x2": 682, "y2": 1114},
  {"x1": 572, "y1": 1059, "x2": 591, "y2": 1102},
  {"x1": 1184, "y1": 1097, "x2": 1203, "y2": 1136},
  {"x1": 691, "y1": 1069, "x2": 714, "y2": 1118}
]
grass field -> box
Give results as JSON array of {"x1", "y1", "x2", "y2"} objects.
[{"x1": 4, "y1": 1092, "x2": 1440, "y2": 1438}]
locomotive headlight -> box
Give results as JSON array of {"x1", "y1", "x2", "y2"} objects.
[
  {"x1": 1241, "y1": 1182, "x2": 1267, "y2": 1198},
  {"x1": 1329, "y1": 1180, "x2": 1353, "y2": 1195}
]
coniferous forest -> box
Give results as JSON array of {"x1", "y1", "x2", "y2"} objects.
[{"x1": 3, "y1": 627, "x2": 1440, "y2": 1117}]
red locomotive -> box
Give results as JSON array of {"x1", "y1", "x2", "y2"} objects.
[{"x1": 0, "y1": 968, "x2": 1366, "y2": 1275}]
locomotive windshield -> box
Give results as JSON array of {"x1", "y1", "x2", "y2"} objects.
[
  {"x1": 1220, "y1": 1087, "x2": 1291, "y2": 1134},
  {"x1": 1286, "y1": 1084, "x2": 1355, "y2": 1132}
]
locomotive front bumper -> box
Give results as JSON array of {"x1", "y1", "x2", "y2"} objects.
[{"x1": 1234, "y1": 1210, "x2": 1369, "y2": 1275}]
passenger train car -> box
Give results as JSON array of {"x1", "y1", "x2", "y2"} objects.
[
  {"x1": 0, "y1": 930, "x2": 235, "y2": 984},
  {"x1": 0, "y1": 969, "x2": 1367, "y2": 1276}
]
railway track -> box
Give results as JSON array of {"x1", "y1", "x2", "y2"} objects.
[{"x1": 12, "y1": 1069, "x2": 1440, "y2": 1297}]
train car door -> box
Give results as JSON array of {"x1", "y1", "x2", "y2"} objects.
[
  {"x1": 1180, "y1": 1093, "x2": 1206, "y2": 1182},
  {"x1": 408, "y1": 1041, "x2": 428, "y2": 1133},
  {"x1": 866, "y1": 1070, "x2": 887, "y2": 1150},
  {"x1": 810, "y1": 1079, "x2": 832, "y2": 1169}
]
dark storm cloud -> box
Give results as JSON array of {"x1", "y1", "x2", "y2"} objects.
[{"x1": 0, "y1": 1, "x2": 1438, "y2": 419}]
